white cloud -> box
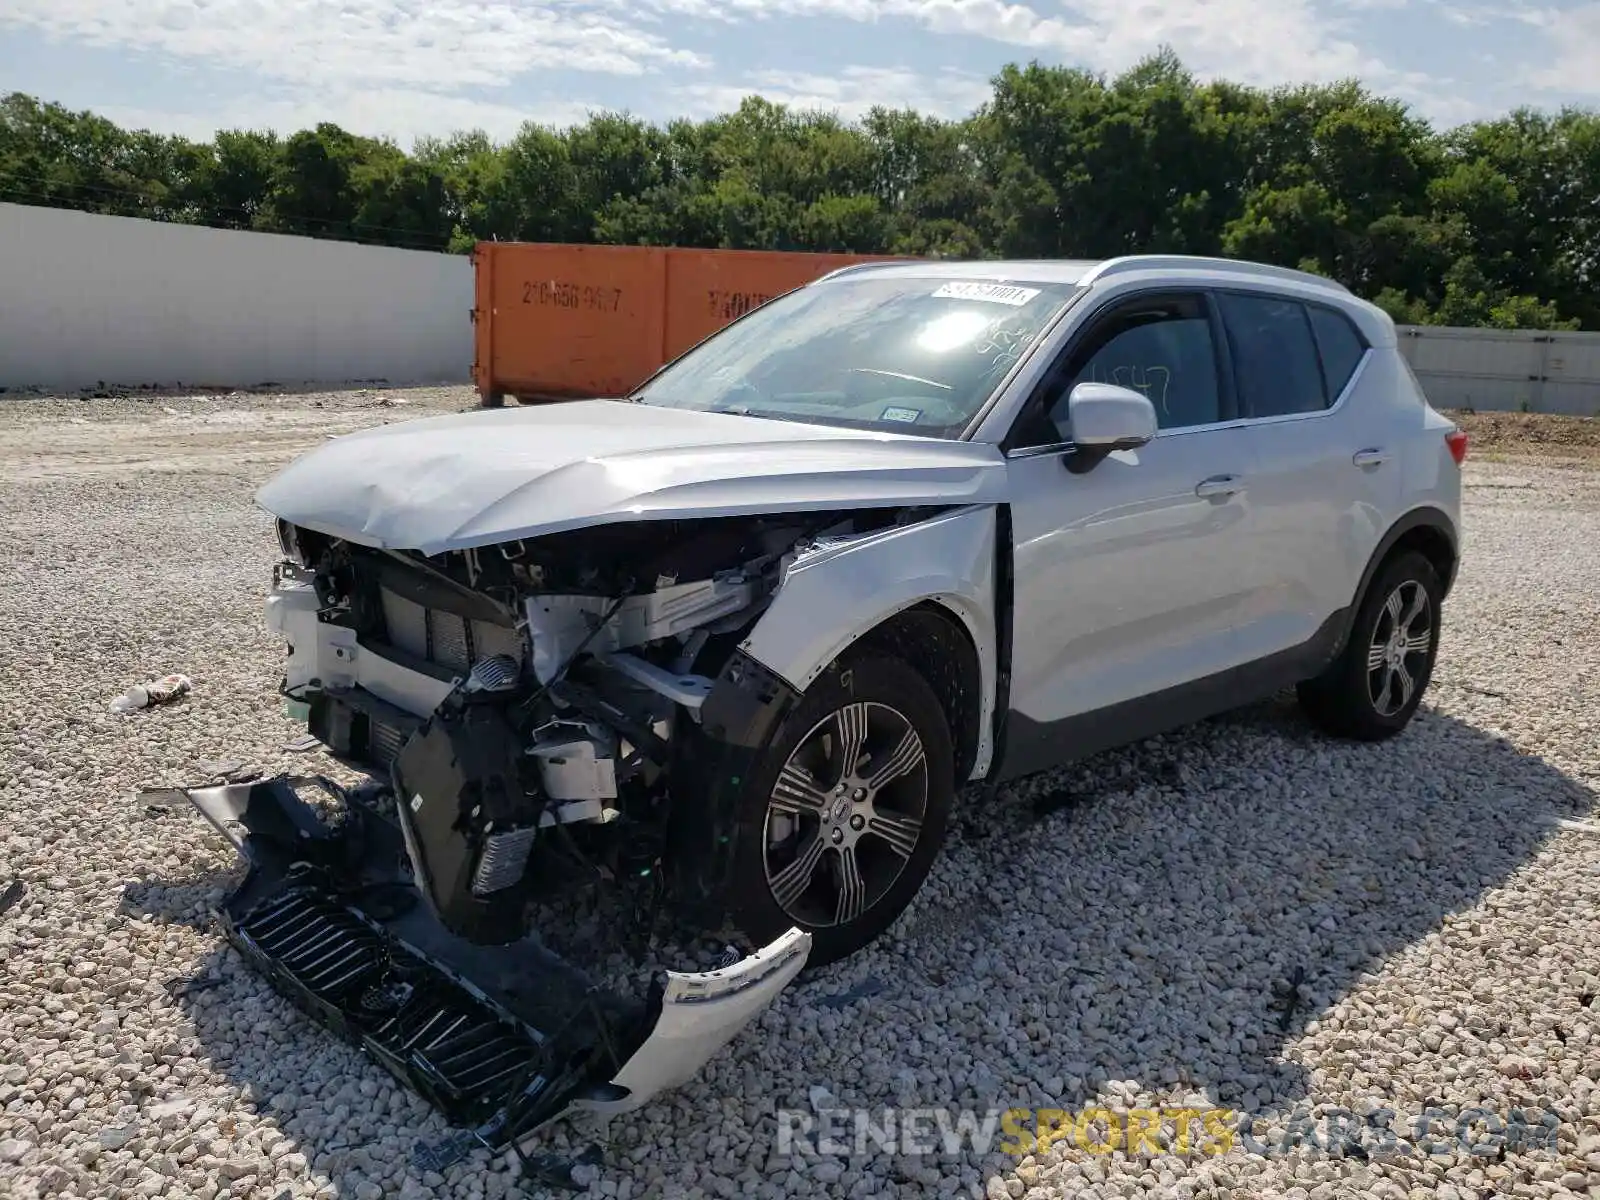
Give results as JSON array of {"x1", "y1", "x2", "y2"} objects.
[
  {"x1": 640, "y1": 0, "x2": 1405, "y2": 87},
  {"x1": 676, "y1": 65, "x2": 993, "y2": 119},
  {"x1": 0, "y1": 0, "x2": 708, "y2": 89},
  {"x1": 2, "y1": 0, "x2": 1561, "y2": 141},
  {"x1": 0, "y1": 0, "x2": 708, "y2": 142},
  {"x1": 1422, "y1": 0, "x2": 1556, "y2": 27},
  {"x1": 1525, "y1": 3, "x2": 1600, "y2": 94},
  {"x1": 650, "y1": 0, "x2": 1484, "y2": 121},
  {"x1": 99, "y1": 90, "x2": 598, "y2": 146}
]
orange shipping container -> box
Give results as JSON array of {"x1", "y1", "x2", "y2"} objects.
[{"x1": 471, "y1": 243, "x2": 901, "y2": 405}]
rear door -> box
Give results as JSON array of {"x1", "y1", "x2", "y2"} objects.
[{"x1": 1217, "y1": 289, "x2": 1398, "y2": 660}]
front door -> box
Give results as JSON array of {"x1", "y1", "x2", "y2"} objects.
[{"x1": 1000, "y1": 290, "x2": 1259, "y2": 777}]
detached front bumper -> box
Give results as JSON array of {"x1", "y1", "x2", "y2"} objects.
[{"x1": 171, "y1": 776, "x2": 809, "y2": 1155}]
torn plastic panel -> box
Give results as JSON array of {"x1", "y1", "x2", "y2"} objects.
[{"x1": 177, "y1": 775, "x2": 810, "y2": 1149}]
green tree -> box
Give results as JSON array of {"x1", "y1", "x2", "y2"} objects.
[{"x1": 1, "y1": 66, "x2": 1597, "y2": 329}]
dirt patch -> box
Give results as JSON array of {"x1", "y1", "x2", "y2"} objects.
[
  {"x1": 0, "y1": 384, "x2": 477, "y2": 480},
  {"x1": 1445, "y1": 409, "x2": 1600, "y2": 462}
]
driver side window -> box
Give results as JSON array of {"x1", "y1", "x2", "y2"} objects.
[{"x1": 1034, "y1": 293, "x2": 1225, "y2": 444}]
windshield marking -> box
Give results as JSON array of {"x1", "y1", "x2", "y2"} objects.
[{"x1": 931, "y1": 281, "x2": 1042, "y2": 306}]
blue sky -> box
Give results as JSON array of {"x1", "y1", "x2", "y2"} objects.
[{"x1": 0, "y1": 0, "x2": 1596, "y2": 147}]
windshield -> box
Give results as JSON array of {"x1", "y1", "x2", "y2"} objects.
[{"x1": 630, "y1": 275, "x2": 1081, "y2": 438}]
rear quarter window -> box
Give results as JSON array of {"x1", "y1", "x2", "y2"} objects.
[{"x1": 1306, "y1": 305, "x2": 1369, "y2": 401}]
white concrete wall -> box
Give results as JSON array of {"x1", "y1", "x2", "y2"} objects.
[
  {"x1": 1397, "y1": 324, "x2": 1600, "y2": 416},
  {"x1": 0, "y1": 203, "x2": 472, "y2": 391}
]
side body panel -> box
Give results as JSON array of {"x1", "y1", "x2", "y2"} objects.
[
  {"x1": 1229, "y1": 343, "x2": 1399, "y2": 661},
  {"x1": 975, "y1": 273, "x2": 1461, "y2": 782},
  {"x1": 1394, "y1": 355, "x2": 1466, "y2": 567},
  {"x1": 738, "y1": 506, "x2": 999, "y2": 780},
  {"x1": 1002, "y1": 430, "x2": 1260, "y2": 730},
  {"x1": 1234, "y1": 341, "x2": 1462, "y2": 662}
]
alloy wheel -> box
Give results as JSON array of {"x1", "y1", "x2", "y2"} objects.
[
  {"x1": 761, "y1": 701, "x2": 929, "y2": 928},
  {"x1": 1366, "y1": 579, "x2": 1433, "y2": 717}
]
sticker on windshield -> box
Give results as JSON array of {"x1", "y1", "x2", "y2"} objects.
[
  {"x1": 881, "y1": 406, "x2": 922, "y2": 423},
  {"x1": 931, "y1": 281, "x2": 1041, "y2": 307}
]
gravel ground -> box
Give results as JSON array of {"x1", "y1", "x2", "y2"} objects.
[{"x1": 2, "y1": 385, "x2": 1598, "y2": 1200}]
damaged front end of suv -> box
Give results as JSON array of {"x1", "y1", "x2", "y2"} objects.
[{"x1": 177, "y1": 396, "x2": 1008, "y2": 1161}]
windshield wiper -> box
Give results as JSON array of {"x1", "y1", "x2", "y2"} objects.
[{"x1": 848, "y1": 367, "x2": 953, "y2": 391}]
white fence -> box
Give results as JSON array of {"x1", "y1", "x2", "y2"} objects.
[
  {"x1": 1396, "y1": 324, "x2": 1600, "y2": 417},
  {"x1": 0, "y1": 203, "x2": 472, "y2": 391}
]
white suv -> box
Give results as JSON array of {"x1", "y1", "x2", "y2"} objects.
[{"x1": 207, "y1": 255, "x2": 1463, "y2": 1123}]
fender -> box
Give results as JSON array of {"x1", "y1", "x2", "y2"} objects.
[
  {"x1": 1358, "y1": 504, "x2": 1459, "y2": 594},
  {"x1": 1335, "y1": 504, "x2": 1460, "y2": 656},
  {"x1": 738, "y1": 505, "x2": 1000, "y2": 780}
]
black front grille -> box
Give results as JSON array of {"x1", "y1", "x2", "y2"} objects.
[
  {"x1": 368, "y1": 718, "x2": 408, "y2": 767},
  {"x1": 232, "y1": 887, "x2": 547, "y2": 1123}
]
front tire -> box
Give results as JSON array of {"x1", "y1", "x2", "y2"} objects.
[
  {"x1": 726, "y1": 654, "x2": 954, "y2": 967},
  {"x1": 1298, "y1": 550, "x2": 1443, "y2": 740}
]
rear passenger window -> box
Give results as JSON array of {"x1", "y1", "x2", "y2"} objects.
[
  {"x1": 1218, "y1": 293, "x2": 1327, "y2": 418},
  {"x1": 1306, "y1": 305, "x2": 1368, "y2": 400}
]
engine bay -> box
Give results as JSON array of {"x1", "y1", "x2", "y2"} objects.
[{"x1": 268, "y1": 508, "x2": 926, "y2": 948}]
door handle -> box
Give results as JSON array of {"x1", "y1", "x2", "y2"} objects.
[
  {"x1": 1195, "y1": 474, "x2": 1244, "y2": 499},
  {"x1": 1353, "y1": 448, "x2": 1391, "y2": 468}
]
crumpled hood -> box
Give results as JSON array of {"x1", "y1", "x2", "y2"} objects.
[{"x1": 256, "y1": 400, "x2": 1008, "y2": 555}]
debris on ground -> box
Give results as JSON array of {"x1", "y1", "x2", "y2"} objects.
[
  {"x1": 1552, "y1": 817, "x2": 1600, "y2": 835},
  {"x1": 109, "y1": 672, "x2": 193, "y2": 714},
  {"x1": 1446, "y1": 408, "x2": 1600, "y2": 459},
  {"x1": 0, "y1": 879, "x2": 25, "y2": 918},
  {"x1": 197, "y1": 758, "x2": 261, "y2": 784},
  {"x1": 412, "y1": 1133, "x2": 479, "y2": 1175},
  {"x1": 819, "y1": 975, "x2": 886, "y2": 1009},
  {"x1": 283, "y1": 734, "x2": 321, "y2": 752},
  {"x1": 164, "y1": 970, "x2": 224, "y2": 1000},
  {"x1": 517, "y1": 1143, "x2": 603, "y2": 1193},
  {"x1": 1274, "y1": 965, "x2": 1310, "y2": 1032}
]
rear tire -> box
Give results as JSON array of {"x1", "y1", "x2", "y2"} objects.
[
  {"x1": 726, "y1": 654, "x2": 953, "y2": 967},
  {"x1": 480, "y1": 391, "x2": 506, "y2": 408},
  {"x1": 1298, "y1": 551, "x2": 1443, "y2": 741}
]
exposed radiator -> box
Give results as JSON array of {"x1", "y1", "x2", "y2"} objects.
[
  {"x1": 368, "y1": 718, "x2": 409, "y2": 767},
  {"x1": 379, "y1": 587, "x2": 523, "y2": 675}
]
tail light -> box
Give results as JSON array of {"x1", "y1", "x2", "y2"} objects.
[{"x1": 1445, "y1": 429, "x2": 1469, "y2": 465}]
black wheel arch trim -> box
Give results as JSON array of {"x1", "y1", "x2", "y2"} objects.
[
  {"x1": 1336, "y1": 506, "x2": 1459, "y2": 656},
  {"x1": 671, "y1": 650, "x2": 803, "y2": 921},
  {"x1": 984, "y1": 504, "x2": 1016, "y2": 787}
]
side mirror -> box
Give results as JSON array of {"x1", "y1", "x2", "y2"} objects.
[{"x1": 1063, "y1": 382, "x2": 1157, "y2": 473}]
